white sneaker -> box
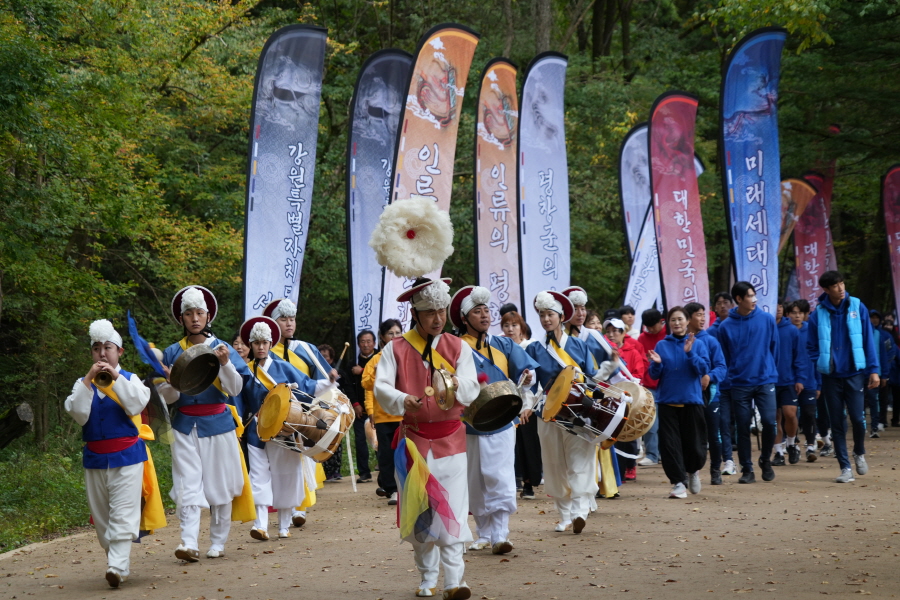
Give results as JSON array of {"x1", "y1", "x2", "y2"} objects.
[
  {"x1": 388, "y1": 492, "x2": 398, "y2": 505},
  {"x1": 835, "y1": 468, "x2": 855, "y2": 483},
  {"x1": 206, "y1": 549, "x2": 225, "y2": 558},
  {"x1": 688, "y1": 471, "x2": 702, "y2": 494},
  {"x1": 853, "y1": 453, "x2": 868, "y2": 475},
  {"x1": 468, "y1": 539, "x2": 490, "y2": 551},
  {"x1": 669, "y1": 483, "x2": 687, "y2": 498},
  {"x1": 877, "y1": 423, "x2": 885, "y2": 432},
  {"x1": 637, "y1": 457, "x2": 656, "y2": 466},
  {"x1": 721, "y1": 460, "x2": 736, "y2": 475},
  {"x1": 554, "y1": 521, "x2": 572, "y2": 532}
]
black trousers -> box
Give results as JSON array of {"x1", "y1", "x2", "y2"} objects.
[
  {"x1": 616, "y1": 440, "x2": 638, "y2": 470},
  {"x1": 375, "y1": 421, "x2": 400, "y2": 494},
  {"x1": 799, "y1": 403, "x2": 818, "y2": 445},
  {"x1": 658, "y1": 403, "x2": 708, "y2": 484},
  {"x1": 892, "y1": 384, "x2": 900, "y2": 425},
  {"x1": 515, "y1": 417, "x2": 542, "y2": 486},
  {"x1": 352, "y1": 416, "x2": 371, "y2": 478}
]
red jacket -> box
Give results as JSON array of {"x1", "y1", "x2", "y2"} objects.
[{"x1": 637, "y1": 329, "x2": 667, "y2": 389}]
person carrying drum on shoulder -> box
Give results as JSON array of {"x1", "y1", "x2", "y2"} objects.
[
  {"x1": 374, "y1": 277, "x2": 480, "y2": 600},
  {"x1": 157, "y1": 286, "x2": 253, "y2": 562},
  {"x1": 526, "y1": 291, "x2": 607, "y2": 534},
  {"x1": 263, "y1": 298, "x2": 336, "y2": 527},
  {"x1": 647, "y1": 306, "x2": 711, "y2": 498},
  {"x1": 561, "y1": 287, "x2": 622, "y2": 500},
  {"x1": 239, "y1": 316, "x2": 336, "y2": 541},
  {"x1": 449, "y1": 285, "x2": 537, "y2": 556},
  {"x1": 65, "y1": 319, "x2": 165, "y2": 588}
]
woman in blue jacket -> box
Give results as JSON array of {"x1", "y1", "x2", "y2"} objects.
[{"x1": 648, "y1": 306, "x2": 710, "y2": 499}]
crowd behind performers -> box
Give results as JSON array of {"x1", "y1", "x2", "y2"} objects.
[{"x1": 64, "y1": 269, "x2": 896, "y2": 590}]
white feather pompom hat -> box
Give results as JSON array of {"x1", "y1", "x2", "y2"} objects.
[
  {"x1": 449, "y1": 285, "x2": 492, "y2": 329},
  {"x1": 89, "y1": 319, "x2": 123, "y2": 348},
  {"x1": 239, "y1": 316, "x2": 281, "y2": 348},
  {"x1": 562, "y1": 286, "x2": 588, "y2": 307},
  {"x1": 368, "y1": 197, "x2": 454, "y2": 278},
  {"x1": 534, "y1": 290, "x2": 574, "y2": 322}
]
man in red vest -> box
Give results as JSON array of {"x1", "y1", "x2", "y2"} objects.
[{"x1": 374, "y1": 277, "x2": 480, "y2": 600}]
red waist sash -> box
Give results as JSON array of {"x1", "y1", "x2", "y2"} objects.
[
  {"x1": 179, "y1": 403, "x2": 227, "y2": 416},
  {"x1": 392, "y1": 419, "x2": 462, "y2": 449},
  {"x1": 86, "y1": 436, "x2": 139, "y2": 454}
]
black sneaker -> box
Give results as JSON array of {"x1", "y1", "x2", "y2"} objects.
[
  {"x1": 787, "y1": 445, "x2": 801, "y2": 464},
  {"x1": 357, "y1": 475, "x2": 373, "y2": 483},
  {"x1": 759, "y1": 457, "x2": 776, "y2": 481},
  {"x1": 710, "y1": 468, "x2": 723, "y2": 485},
  {"x1": 772, "y1": 452, "x2": 786, "y2": 466},
  {"x1": 521, "y1": 484, "x2": 535, "y2": 500},
  {"x1": 738, "y1": 469, "x2": 756, "y2": 484}
]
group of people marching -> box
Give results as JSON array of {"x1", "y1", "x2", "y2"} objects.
[{"x1": 65, "y1": 268, "x2": 888, "y2": 599}]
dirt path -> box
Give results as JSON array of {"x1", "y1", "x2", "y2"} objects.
[{"x1": 4, "y1": 430, "x2": 900, "y2": 599}]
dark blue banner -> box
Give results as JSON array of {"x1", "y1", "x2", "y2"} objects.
[{"x1": 720, "y1": 27, "x2": 787, "y2": 314}]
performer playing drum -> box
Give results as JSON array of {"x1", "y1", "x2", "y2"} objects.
[
  {"x1": 449, "y1": 285, "x2": 537, "y2": 556},
  {"x1": 157, "y1": 286, "x2": 253, "y2": 562},
  {"x1": 239, "y1": 316, "x2": 336, "y2": 540},
  {"x1": 526, "y1": 291, "x2": 603, "y2": 534},
  {"x1": 374, "y1": 278, "x2": 480, "y2": 600}
]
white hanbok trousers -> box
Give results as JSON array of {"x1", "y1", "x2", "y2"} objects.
[
  {"x1": 537, "y1": 418, "x2": 598, "y2": 522},
  {"x1": 85, "y1": 462, "x2": 143, "y2": 576},
  {"x1": 467, "y1": 427, "x2": 517, "y2": 543}
]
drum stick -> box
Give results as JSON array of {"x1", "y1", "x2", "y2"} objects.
[
  {"x1": 338, "y1": 341, "x2": 350, "y2": 363},
  {"x1": 346, "y1": 427, "x2": 357, "y2": 493}
]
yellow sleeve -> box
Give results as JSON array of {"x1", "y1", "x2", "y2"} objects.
[{"x1": 362, "y1": 354, "x2": 381, "y2": 416}]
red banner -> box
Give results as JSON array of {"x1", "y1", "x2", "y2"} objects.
[
  {"x1": 804, "y1": 171, "x2": 837, "y2": 271},
  {"x1": 794, "y1": 194, "x2": 829, "y2": 307},
  {"x1": 884, "y1": 164, "x2": 900, "y2": 319},
  {"x1": 649, "y1": 92, "x2": 708, "y2": 312}
]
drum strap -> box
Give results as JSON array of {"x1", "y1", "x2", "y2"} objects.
[
  {"x1": 271, "y1": 342, "x2": 311, "y2": 376},
  {"x1": 548, "y1": 336, "x2": 584, "y2": 383}
]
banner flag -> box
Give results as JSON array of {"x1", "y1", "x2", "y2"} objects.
[
  {"x1": 473, "y1": 58, "x2": 520, "y2": 334},
  {"x1": 883, "y1": 164, "x2": 900, "y2": 319},
  {"x1": 648, "y1": 91, "x2": 709, "y2": 314},
  {"x1": 620, "y1": 123, "x2": 651, "y2": 259},
  {"x1": 793, "y1": 194, "x2": 829, "y2": 308},
  {"x1": 779, "y1": 178, "x2": 816, "y2": 254},
  {"x1": 242, "y1": 25, "x2": 327, "y2": 319},
  {"x1": 346, "y1": 49, "x2": 413, "y2": 351},
  {"x1": 720, "y1": 27, "x2": 787, "y2": 315},
  {"x1": 517, "y1": 52, "x2": 570, "y2": 320},
  {"x1": 803, "y1": 171, "x2": 838, "y2": 271},
  {"x1": 379, "y1": 24, "x2": 480, "y2": 330},
  {"x1": 783, "y1": 267, "x2": 800, "y2": 303}
]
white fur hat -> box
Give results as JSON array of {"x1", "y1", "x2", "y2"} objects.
[
  {"x1": 249, "y1": 321, "x2": 273, "y2": 343},
  {"x1": 562, "y1": 286, "x2": 588, "y2": 307},
  {"x1": 449, "y1": 285, "x2": 491, "y2": 329},
  {"x1": 240, "y1": 316, "x2": 281, "y2": 347},
  {"x1": 265, "y1": 298, "x2": 297, "y2": 320},
  {"x1": 368, "y1": 197, "x2": 454, "y2": 278},
  {"x1": 89, "y1": 319, "x2": 123, "y2": 348},
  {"x1": 170, "y1": 285, "x2": 218, "y2": 324},
  {"x1": 534, "y1": 290, "x2": 574, "y2": 322}
]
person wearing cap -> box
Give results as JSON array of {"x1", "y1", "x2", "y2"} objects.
[
  {"x1": 525, "y1": 290, "x2": 601, "y2": 534},
  {"x1": 561, "y1": 287, "x2": 622, "y2": 500},
  {"x1": 157, "y1": 286, "x2": 253, "y2": 562},
  {"x1": 374, "y1": 277, "x2": 480, "y2": 600},
  {"x1": 450, "y1": 285, "x2": 538, "y2": 556},
  {"x1": 65, "y1": 320, "x2": 165, "y2": 588},
  {"x1": 603, "y1": 317, "x2": 648, "y2": 481},
  {"x1": 262, "y1": 298, "x2": 337, "y2": 527},
  {"x1": 239, "y1": 316, "x2": 334, "y2": 540}
]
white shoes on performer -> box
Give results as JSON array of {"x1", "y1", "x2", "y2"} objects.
[
  {"x1": 279, "y1": 529, "x2": 291, "y2": 538},
  {"x1": 467, "y1": 538, "x2": 490, "y2": 551},
  {"x1": 491, "y1": 540, "x2": 513, "y2": 555},
  {"x1": 206, "y1": 549, "x2": 225, "y2": 558},
  {"x1": 554, "y1": 521, "x2": 572, "y2": 532},
  {"x1": 250, "y1": 527, "x2": 270, "y2": 541},
  {"x1": 442, "y1": 584, "x2": 472, "y2": 599},
  {"x1": 174, "y1": 544, "x2": 200, "y2": 562},
  {"x1": 292, "y1": 510, "x2": 307, "y2": 527},
  {"x1": 105, "y1": 568, "x2": 125, "y2": 588},
  {"x1": 416, "y1": 581, "x2": 438, "y2": 597}
]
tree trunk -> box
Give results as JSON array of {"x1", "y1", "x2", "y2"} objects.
[
  {"x1": 591, "y1": 0, "x2": 605, "y2": 61},
  {"x1": 1, "y1": 404, "x2": 34, "y2": 450},
  {"x1": 502, "y1": 0, "x2": 514, "y2": 56},
  {"x1": 535, "y1": 0, "x2": 551, "y2": 53},
  {"x1": 620, "y1": 0, "x2": 632, "y2": 71}
]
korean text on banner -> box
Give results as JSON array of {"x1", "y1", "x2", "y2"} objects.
[
  {"x1": 517, "y1": 52, "x2": 570, "y2": 321},
  {"x1": 474, "y1": 58, "x2": 520, "y2": 334},
  {"x1": 804, "y1": 171, "x2": 838, "y2": 271},
  {"x1": 649, "y1": 91, "x2": 709, "y2": 314},
  {"x1": 242, "y1": 25, "x2": 327, "y2": 319},
  {"x1": 380, "y1": 24, "x2": 480, "y2": 330},
  {"x1": 347, "y1": 50, "x2": 413, "y2": 350},
  {"x1": 793, "y1": 195, "x2": 829, "y2": 308},
  {"x1": 720, "y1": 27, "x2": 787, "y2": 315}
]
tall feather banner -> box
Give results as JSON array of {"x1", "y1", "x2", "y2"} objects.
[
  {"x1": 793, "y1": 193, "x2": 830, "y2": 308},
  {"x1": 803, "y1": 171, "x2": 838, "y2": 271},
  {"x1": 620, "y1": 123, "x2": 651, "y2": 259},
  {"x1": 347, "y1": 49, "x2": 413, "y2": 350},
  {"x1": 883, "y1": 165, "x2": 900, "y2": 319},
  {"x1": 242, "y1": 25, "x2": 327, "y2": 319},
  {"x1": 474, "y1": 58, "x2": 520, "y2": 333},
  {"x1": 379, "y1": 24, "x2": 480, "y2": 330},
  {"x1": 517, "y1": 52, "x2": 570, "y2": 319},
  {"x1": 720, "y1": 27, "x2": 787, "y2": 315},
  {"x1": 648, "y1": 91, "x2": 709, "y2": 314},
  {"x1": 779, "y1": 178, "x2": 816, "y2": 254}
]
